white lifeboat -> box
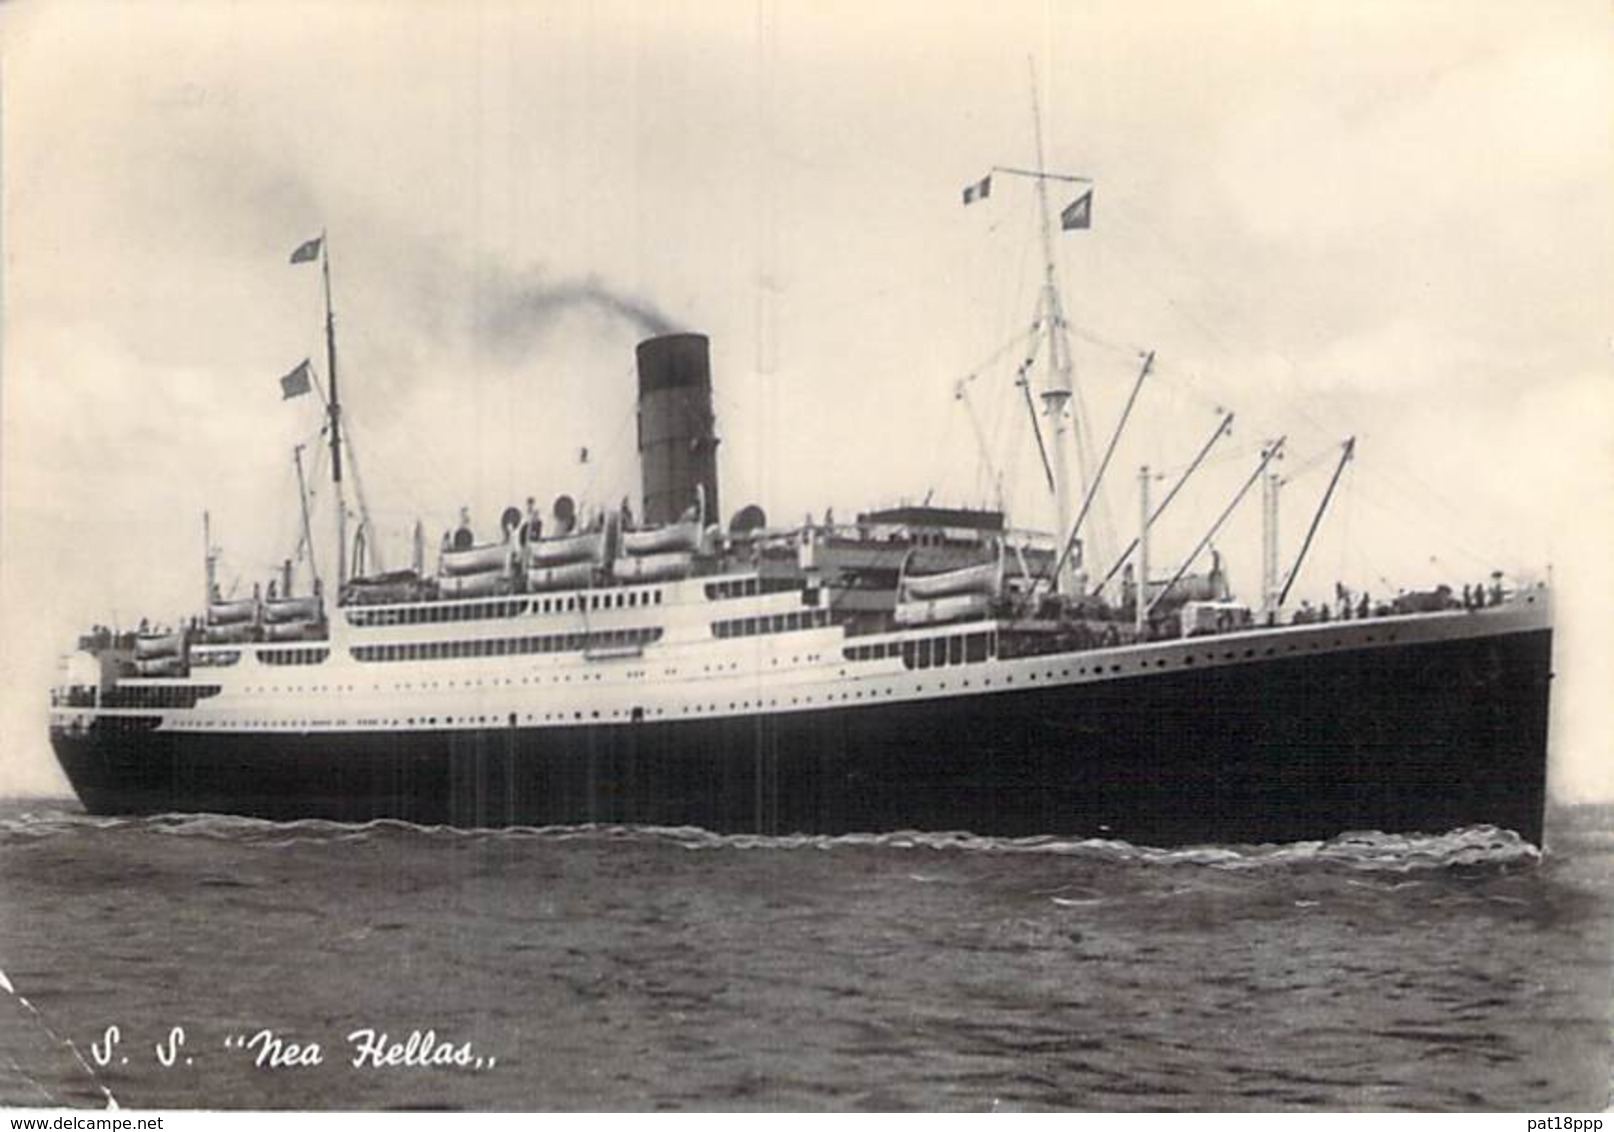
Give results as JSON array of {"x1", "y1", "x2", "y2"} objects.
[
  {"x1": 900, "y1": 559, "x2": 1003, "y2": 601},
  {"x1": 437, "y1": 571, "x2": 509, "y2": 599},
  {"x1": 263, "y1": 620, "x2": 325, "y2": 642},
  {"x1": 203, "y1": 622, "x2": 256, "y2": 644},
  {"x1": 441, "y1": 542, "x2": 513, "y2": 577},
  {"x1": 134, "y1": 631, "x2": 185, "y2": 660},
  {"x1": 134, "y1": 656, "x2": 186, "y2": 678},
  {"x1": 892, "y1": 591, "x2": 994, "y2": 627},
  {"x1": 620, "y1": 518, "x2": 702, "y2": 557},
  {"x1": 526, "y1": 559, "x2": 596, "y2": 592},
  {"x1": 527, "y1": 529, "x2": 606, "y2": 568},
  {"x1": 207, "y1": 598, "x2": 257, "y2": 625},
  {"x1": 612, "y1": 550, "x2": 693, "y2": 583},
  {"x1": 263, "y1": 596, "x2": 322, "y2": 624}
]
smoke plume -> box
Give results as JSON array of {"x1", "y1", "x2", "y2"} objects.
[{"x1": 476, "y1": 271, "x2": 681, "y2": 356}]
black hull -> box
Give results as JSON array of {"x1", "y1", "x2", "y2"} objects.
[{"x1": 52, "y1": 627, "x2": 1553, "y2": 847}]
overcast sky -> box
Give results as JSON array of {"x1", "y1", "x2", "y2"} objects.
[{"x1": 2, "y1": 0, "x2": 1609, "y2": 801}]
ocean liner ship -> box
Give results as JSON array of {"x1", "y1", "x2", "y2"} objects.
[{"x1": 47, "y1": 198, "x2": 1555, "y2": 847}]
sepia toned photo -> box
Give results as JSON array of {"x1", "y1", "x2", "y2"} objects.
[{"x1": 1, "y1": 0, "x2": 1609, "y2": 1113}]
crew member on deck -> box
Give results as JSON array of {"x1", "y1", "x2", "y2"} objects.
[
  {"x1": 522, "y1": 497, "x2": 542, "y2": 545},
  {"x1": 453, "y1": 507, "x2": 474, "y2": 550}
]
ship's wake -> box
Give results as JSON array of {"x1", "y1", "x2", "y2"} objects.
[{"x1": 0, "y1": 806, "x2": 1542, "y2": 873}]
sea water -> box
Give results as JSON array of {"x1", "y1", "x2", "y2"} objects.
[{"x1": 0, "y1": 799, "x2": 1610, "y2": 1111}]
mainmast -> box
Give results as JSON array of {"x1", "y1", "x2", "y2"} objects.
[
  {"x1": 290, "y1": 232, "x2": 347, "y2": 594},
  {"x1": 1025, "y1": 61, "x2": 1110, "y2": 594},
  {"x1": 319, "y1": 232, "x2": 346, "y2": 591},
  {"x1": 964, "y1": 65, "x2": 1103, "y2": 596},
  {"x1": 1027, "y1": 68, "x2": 1077, "y2": 593}
]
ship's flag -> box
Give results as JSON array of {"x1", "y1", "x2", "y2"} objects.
[
  {"x1": 961, "y1": 175, "x2": 992, "y2": 206},
  {"x1": 280, "y1": 359, "x2": 313, "y2": 400},
  {"x1": 1060, "y1": 189, "x2": 1093, "y2": 231},
  {"x1": 289, "y1": 236, "x2": 323, "y2": 264}
]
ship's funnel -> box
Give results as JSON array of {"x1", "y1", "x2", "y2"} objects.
[{"x1": 635, "y1": 333, "x2": 720, "y2": 527}]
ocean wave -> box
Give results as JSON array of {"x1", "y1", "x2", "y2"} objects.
[{"x1": 0, "y1": 805, "x2": 1542, "y2": 871}]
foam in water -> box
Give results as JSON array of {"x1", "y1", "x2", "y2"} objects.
[{"x1": 0, "y1": 807, "x2": 1541, "y2": 873}]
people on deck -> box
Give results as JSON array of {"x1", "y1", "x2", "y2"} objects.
[{"x1": 522, "y1": 497, "x2": 543, "y2": 545}]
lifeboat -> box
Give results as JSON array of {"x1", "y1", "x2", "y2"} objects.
[
  {"x1": 133, "y1": 632, "x2": 184, "y2": 659},
  {"x1": 901, "y1": 559, "x2": 1002, "y2": 601},
  {"x1": 207, "y1": 598, "x2": 257, "y2": 625},
  {"x1": 525, "y1": 559, "x2": 596, "y2": 592},
  {"x1": 620, "y1": 518, "x2": 701, "y2": 557},
  {"x1": 437, "y1": 571, "x2": 509, "y2": 599},
  {"x1": 1146, "y1": 572, "x2": 1227, "y2": 607},
  {"x1": 527, "y1": 529, "x2": 606, "y2": 567},
  {"x1": 892, "y1": 591, "x2": 993, "y2": 627},
  {"x1": 344, "y1": 570, "x2": 426, "y2": 606},
  {"x1": 263, "y1": 620, "x2": 324, "y2": 642},
  {"x1": 612, "y1": 551, "x2": 693, "y2": 583},
  {"x1": 263, "y1": 596, "x2": 322, "y2": 624},
  {"x1": 134, "y1": 656, "x2": 186, "y2": 678},
  {"x1": 204, "y1": 622, "x2": 257, "y2": 644},
  {"x1": 1392, "y1": 586, "x2": 1458, "y2": 614},
  {"x1": 441, "y1": 542, "x2": 513, "y2": 577}
]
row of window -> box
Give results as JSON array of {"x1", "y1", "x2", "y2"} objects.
[
  {"x1": 343, "y1": 588, "x2": 673, "y2": 628},
  {"x1": 560, "y1": 589, "x2": 663, "y2": 613},
  {"x1": 844, "y1": 631, "x2": 996, "y2": 669},
  {"x1": 712, "y1": 608, "x2": 831, "y2": 639},
  {"x1": 346, "y1": 599, "x2": 530, "y2": 627},
  {"x1": 704, "y1": 577, "x2": 795, "y2": 600},
  {"x1": 100, "y1": 684, "x2": 222, "y2": 709},
  {"x1": 351, "y1": 627, "x2": 664, "y2": 664},
  {"x1": 190, "y1": 650, "x2": 242, "y2": 667},
  {"x1": 257, "y1": 648, "x2": 331, "y2": 666}
]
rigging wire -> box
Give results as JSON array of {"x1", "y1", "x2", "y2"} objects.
[{"x1": 1066, "y1": 196, "x2": 1527, "y2": 582}]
